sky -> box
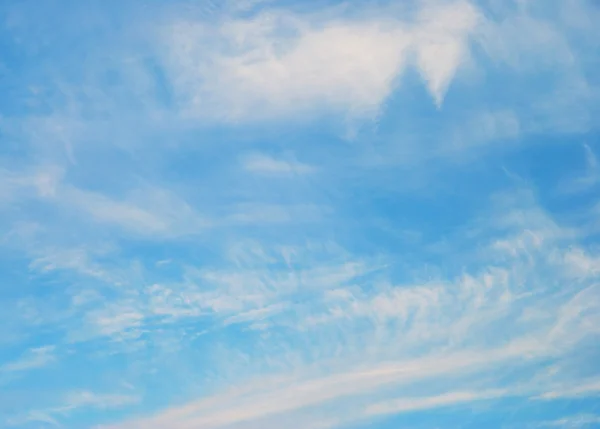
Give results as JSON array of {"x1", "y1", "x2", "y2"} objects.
[{"x1": 0, "y1": 0, "x2": 599, "y2": 428}]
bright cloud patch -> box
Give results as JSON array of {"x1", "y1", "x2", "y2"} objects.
[
  {"x1": 0, "y1": 0, "x2": 599, "y2": 429},
  {"x1": 163, "y1": 0, "x2": 479, "y2": 120}
]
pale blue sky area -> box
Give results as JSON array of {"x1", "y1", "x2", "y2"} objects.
[{"x1": 1, "y1": 0, "x2": 600, "y2": 428}]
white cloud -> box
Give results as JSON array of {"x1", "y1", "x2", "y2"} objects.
[
  {"x1": 61, "y1": 390, "x2": 140, "y2": 410},
  {"x1": 0, "y1": 165, "x2": 209, "y2": 239},
  {"x1": 473, "y1": 1, "x2": 599, "y2": 135},
  {"x1": 562, "y1": 248, "x2": 600, "y2": 278},
  {"x1": 223, "y1": 302, "x2": 289, "y2": 327},
  {"x1": 162, "y1": 1, "x2": 479, "y2": 121},
  {"x1": 1, "y1": 346, "x2": 56, "y2": 374},
  {"x1": 102, "y1": 340, "x2": 545, "y2": 429},
  {"x1": 538, "y1": 414, "x2": 600, "y2": 428},
  {"x1": 364, "y1": 389, "x2": 506, "y2": 416},
  {"x1": 66, "y1": 188, "x2": 170, "y2": 233},
  {"x1": 29, "y1": 247, "x2": 113, "y2": 281},
  {"x1": 166, "y1": 18, "x2": 408, "y2": 121},
  {"x1": 7, "y1": 390, "x2": 140, "y2": 427},
  {"x1": 55, "y1": 242, "x2": 373, "y2": 345},
  {"x1": 547, "y1": 283, "x2": 600, "y2": 348},
  {"x1": 0, "y1": 166, "x2": 63, "y2": 206},
  {"x1": 3, "y1": 185, "x2": 599, "y2": 428},
  {"x1": 441, "y1": 109, "x2": 521, "y2": 154},
  {"x1": 2, "y1": 1, "x2": 600, "y2": 428},
  {"x1": 95, "y1": 186, "x2": 600, "y2": 429},
  {"x1": 476, "y1": 9, "x2": 575, "y2": 72},
  {"x1": 6, "y1": 411, "x2": 60, "y2": 428},
  {"x1": 559, "y1": 144, "x2": 600, "y2": 194},
  {"x1": 223, "y1": 203, "x2": 325, "y2": 225},
  {"x1": 242, "y1": 154, "x2": 314, "y2": 176},
  {"x1": 91, "y1": 308, "x2": 145, "y2": 338},
  {"x1": 413, "y1": 0, "x2": 479, "y2": 106},
  {"x1": 62, "y1": 186, "x2": 209, "y2": 238},
  {"x1": 536, "y1": 378, "x2": 600, "y2": 400}
]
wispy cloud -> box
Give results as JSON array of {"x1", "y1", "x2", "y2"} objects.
[
  {"x1": 364, "y1": 389, "x2": 507, "y2": 417},
  {"x1": 242, "y1": 153, "x2": 314, "y2": 176},
  {"x1": 61, "y1": 390, "x2": 140, "y2": 411},
  {"x1": 1, "y1": 346, "x2": 56, "y2": 374},
  {"x1": 1, "y1": 0, "x2": 599, "y2": 428},
  {"x1": 96, "y1": 189, "x2": 600, "y2": 429},
  {"x1": 7, "y1": 390, "x2": 140, "y2": 427},
  {"x1": 535, "y1": 379, "x2": 600, "y2": 400},
  {"x1": 59, "y1": 185, "x2": 209, "y2": 238},
  {"x1": 103, "y1": 350, "x2": 519, "y2": 429},
  {"x1": 538, "y1": 414, "x2": 600, "y2": 428},
  {"x1": 558, "y1": 144, "x2": 600, "y2": 194}
]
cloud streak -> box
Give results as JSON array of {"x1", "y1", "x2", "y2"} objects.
[{"x1": 1, "y1": 346, "x2": 56, "y2": 374}]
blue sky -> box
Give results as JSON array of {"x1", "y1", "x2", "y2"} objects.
[{"x1": 1, "y1": 0, "x2": 600, "y2": 428}]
